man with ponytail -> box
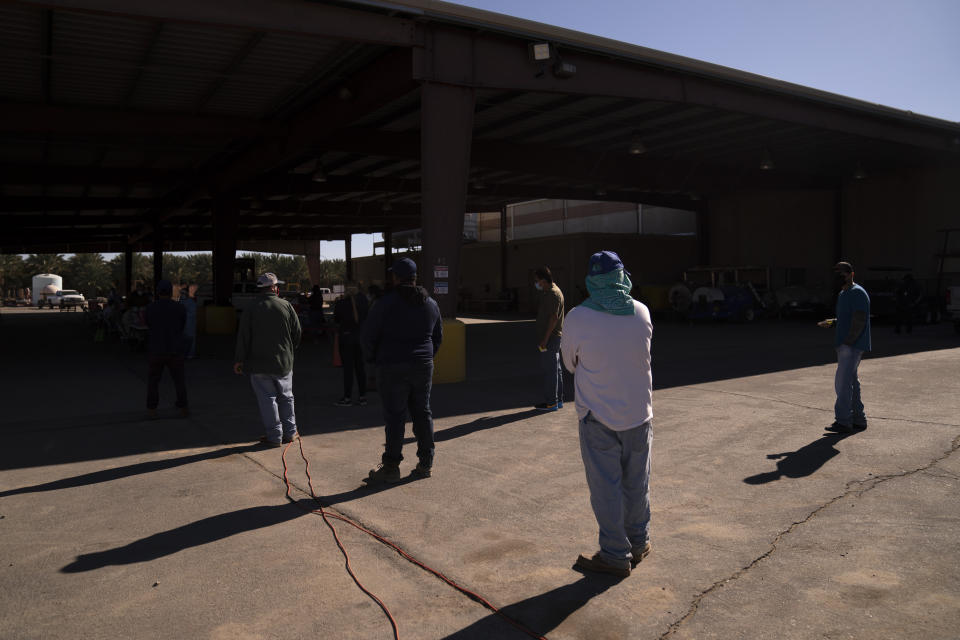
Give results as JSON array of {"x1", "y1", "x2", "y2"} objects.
[{"x1": 561, "y1": 251, "x2": 653, "y2": 577}]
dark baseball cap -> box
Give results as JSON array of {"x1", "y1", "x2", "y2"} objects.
[
  {"x1": 156, "y1": 279, "x2": 174, "y2": 295},
  {"x1": 588, "y1": 250, "x2": 630, "y2": 276},
  {"x1": 389, "y1": 257, "x2": 417, "y2": 279}
]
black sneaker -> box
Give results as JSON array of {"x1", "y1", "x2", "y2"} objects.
[
  {"x1": 534, "y1": 402, "x2": 559, "y2": 412},
  {"x1": 827, "y1": 421, "x2": 853, "y2": 433},
  {"x1": 334, "y1": 397, "x2": 352, "y2": 407}
]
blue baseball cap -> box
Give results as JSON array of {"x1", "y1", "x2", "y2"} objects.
[
  {"x1": 588, "y1": 250, "x2": 630, "y2": 276},
  {"x1": 389, "y1": 257, "x2": 417, "y2": 280},
  {"x1": 156, "y1": 279, "x2": 174, "y2": 295}
]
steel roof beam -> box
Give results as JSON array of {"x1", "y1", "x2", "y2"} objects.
[
  {"x1": 0, "y1": 164, "x2": 184, "y2": 186},
  {"x1": 9, "y1": 0, "x2": 422, "y2": 46},
  {"x1": 0, "y1": 104, "x2": 264, "y2": 138},
  {"x1": 415, "y1": 26, "x2": 959, "y2": 152},
  {"x1": 0, "y1": 196, "x2": 161, "y2": 211}
]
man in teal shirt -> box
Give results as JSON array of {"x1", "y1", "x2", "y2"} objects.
[{"x1": 818, "y1": 261, "x2": 871, "y2": 433}]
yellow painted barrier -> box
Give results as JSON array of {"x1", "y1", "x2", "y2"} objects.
[
  {"x1": 204, "y1": 305, "x2": 237, "y2": 335},
  {"x1": 433, "y1": 318, "x2": 466, "y2": 383},
  {"x1": 637, "y1": 285, "x2": 671, "y2": 312}
]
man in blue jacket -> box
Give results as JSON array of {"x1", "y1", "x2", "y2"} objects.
[
  {"x1": 361, "y1": 257, "x2": 443, "y2": 484},
  {"x1": 819, "y1": 261, "x2": 871, "y2": 433}
]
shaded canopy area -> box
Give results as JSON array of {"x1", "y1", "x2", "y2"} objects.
[{"x1": 2, "y1": 0, "x2": 958, "y2": 310}]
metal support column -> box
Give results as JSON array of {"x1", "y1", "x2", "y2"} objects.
[
  {"x1": 420, "y1": 82, "x2": 475, "y2": 317},
  {"x1": 499, "y1": 205, "x2": 508, "y2": 294},
  {"x1": 211, "y1": 197, "x2": 239, "y2": 306},
  {"x1": 696, "y1": 202, "x2": 710, "y2": 266},
  {"x1": 383, "y1": 229, "x2": 392, "y2": 282},
  {"x1": 344, "y1": 235, "x2": 353, "y2": 282},
  {"x1": 834, "y1": 186, "x2": 844, "y2": 262},
  {"x1": 152, "y1": 226, "x2": 163, "y2": 291},
  {"x1": 123, "y1": 246, "x2": 133, "y2": 294}
]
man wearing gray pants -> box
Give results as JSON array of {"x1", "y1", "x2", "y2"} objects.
[
  {"x1": 561, "y1": 251, "x2": 653, "y2": 577},
  {"x1": 234, "y1": 272, "x2": 302, "y2": 447}
]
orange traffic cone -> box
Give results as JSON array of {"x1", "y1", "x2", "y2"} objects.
[{"x1": 332, "y1": 332, "x2": 342, "y2": 367}]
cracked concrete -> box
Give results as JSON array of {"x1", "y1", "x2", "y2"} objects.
[{"x1": 1, "y1": 309, "x2": 959, "y2": 639}]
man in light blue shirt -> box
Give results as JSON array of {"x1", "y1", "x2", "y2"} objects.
[{"x1": 819, "y1": 261, "x2": 871, "y2": 433}]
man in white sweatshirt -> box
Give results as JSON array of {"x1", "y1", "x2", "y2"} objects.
[{"x1": 561, "y1": 250, "x2": 653, "y2": 577}]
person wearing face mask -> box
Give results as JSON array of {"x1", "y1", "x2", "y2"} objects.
[
  {"x1": 533, "y1": 265, "x2": 565, "y2": 411},
  {"x1": 818, "y1": 261, "x2": 871, "y2": 433}
]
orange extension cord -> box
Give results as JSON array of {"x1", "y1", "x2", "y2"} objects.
[{"x1": 281, "y1": 439, "x2": 548, "y2": 640}]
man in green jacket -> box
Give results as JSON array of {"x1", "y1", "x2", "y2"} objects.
[{"x1": 234, "y1": 272, "x2": 302, "y2": 447}]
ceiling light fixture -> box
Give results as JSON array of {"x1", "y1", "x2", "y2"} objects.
[
  {"x1": 628, "y1": 134, "x2": 646, "y2": 155},
  {"x1": 853, "y1": 162, "x2": 867, "y2": 180},
  {"x1": 312, "y1": 165, "x2": 327, "y2": 183},
  {"x1": 382, "y1": 201, "x2": 393, "y2": 213},
  {"x1": 594, "y1": 186, "x2": 608, "y2": 197}
]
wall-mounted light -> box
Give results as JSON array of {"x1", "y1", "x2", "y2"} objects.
[
  {"x1": 553, "y1": 59, "x2": 577, "y2": 79},
  {"x1": 529, "y1": 42, "x2": 552, "y2": 61},
  {"x1": 759, "y1": 148, "x2": 775, "y2": 171}
]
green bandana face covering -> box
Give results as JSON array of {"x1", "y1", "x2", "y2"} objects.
[{"x1": 581, "y1": 269, "x2": 636, "y2": 315}]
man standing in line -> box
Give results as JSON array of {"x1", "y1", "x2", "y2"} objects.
[
  {"x1": 333, "y1": 282, "x2": 369, "y2": 406},
  {"x1": 534, "y1": 266, "x2": 565, "y2": 411},
  {"x1": 234, "y1": 272, "x2": 302, "y2": 447},
  {"x1": 361, "y1": 257, "x2": 442, "y2": 484},
  {"x1": 819, "y1": 261, "x2": 871, "y2": 433},
  {"x1": 179, "y1": 282, "x2": 199, "y2": 358},
  {"x1": 561, "y1": 251, "x2": 653, "y2": 577},
  {"x1": 145, "y1": 279, "x2": 189, "y2": 419}
]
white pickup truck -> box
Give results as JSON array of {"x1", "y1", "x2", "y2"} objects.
[{"x1": 46, "y1": 289, "x2": 86, "y2": 310}]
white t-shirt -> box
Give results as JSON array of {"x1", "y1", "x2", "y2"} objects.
[{"x1": 560, "y1": 300, "x2": 653, "y2": 430}]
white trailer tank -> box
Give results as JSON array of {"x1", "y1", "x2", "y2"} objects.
[{"x1": 32, "y1": 274, "x2": 62, "y2": 306}]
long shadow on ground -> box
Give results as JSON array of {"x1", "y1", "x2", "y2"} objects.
[
  {"x1": 441, "y1": 571, "x2": 624, "y2": 639},
  {"x1": 744, "y1": 431, "x2": 856, "y2": 484},
  {"x1": 61, "y1": 500, "x2": 313, "y2": 573}
]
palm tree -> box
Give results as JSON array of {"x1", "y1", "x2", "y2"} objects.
[
  {"x1": 0, "y1": 254, "x2": 26, "y2": 296},
  {"x1": 63, "y1": 253, "x2": 111, "y2": 297},
  {"x1": 24, "y1": 254, "x2": 66, "y2": 277}
]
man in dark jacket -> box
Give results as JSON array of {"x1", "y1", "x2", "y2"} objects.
[
  {"x1": 333, "y1": 282, "x2": 369, "y2": 406},
  {"x1": 234, "y1": 272, "x2": 302, "y2": 447},
  {"x1": 361, "y1": 257, "x2": 443, "y2": 484},
  {"x1": 145, "y1": 279, "x2": 189, "y2": 418}
]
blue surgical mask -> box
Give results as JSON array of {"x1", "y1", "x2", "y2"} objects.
[{"x1": 534, "y1": 282, "x2": 542, "y2": 291}]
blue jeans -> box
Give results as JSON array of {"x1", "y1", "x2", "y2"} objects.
[
  {"x1": 540, "y1": 335, "x2": 563, "y2": 405},
  {"x1": 579, "y1": 413, "x2": 652, "y2": 566},
  {"x1": 249, "y1": 371, "x2": 297, "y2": 444},
  {"x1": 378, "y1": 361, "x2": 434, "y2": 466},
  {"x1": 834, "y1": 345, "x2": 865, "y2": 426}
]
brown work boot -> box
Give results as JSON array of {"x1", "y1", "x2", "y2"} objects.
[
  {"x1": 630, "y1": 542, "x2": 651, "y2": 568},
  {"x1": 412, "y1": 462, "x2": 432, "y2": 478},
  {"x1": 574, "y1": 552, "x2": 631, "y2": 578},
  {"x1": 363, "y1": 462, "x2": 401, "y2": 486}
]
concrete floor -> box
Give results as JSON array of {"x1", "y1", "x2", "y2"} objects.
[{"x1": 1, "y1": 307, "x2": 958, "y2": 640}]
